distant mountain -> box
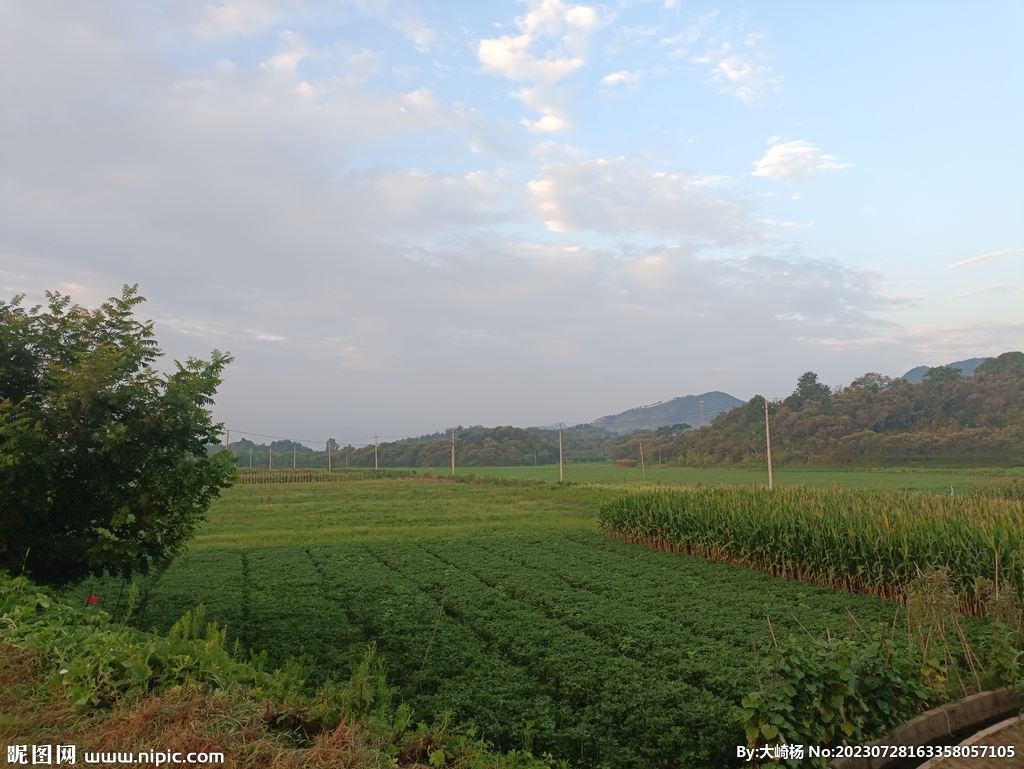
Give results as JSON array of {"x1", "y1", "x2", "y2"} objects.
[
  {"x1": 592, "y1": 391, "x2": 744, "y2": 434},
  {"x1": 901, "y1": 357, "x2": 987, "y2": 384}
]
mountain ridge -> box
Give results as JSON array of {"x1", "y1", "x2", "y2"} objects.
[
  {"x1": 901, "y1": 357, "x2": 987, "y2": 383},
  {"x1": 591, "y1": 391, "x2": 744, "y2": 434}
]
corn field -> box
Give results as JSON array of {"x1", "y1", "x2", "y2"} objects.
[{"x1": 598, "y1": 485, "x2": 1024, "y2": 615}]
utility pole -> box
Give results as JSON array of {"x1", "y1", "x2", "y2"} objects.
[
  {"x1": 450, "y1": 428, "x2": 456, "y2": 476},
  {"x1": 327, "y1": 440, "x2": 332, "y2": 472},
  {"x1": 558, "y1": 424, "x2": 564, "y2": 483},
  {"x1": 293, "y1": 444, "x2": 296, "y2": 470},
  {"x1": 699, "y1": 399, "x2": 705, "y2": 428},
  {"x1": 269, "y1": 443, "x2": 273, "y2": 470},
  {"x1": 764, "y1": 398, "x2": 774, "y2": 490},
  {"x1": 249, "y1": 449, "x2": 252, "y2": 469},
  {"x1": 374, "y1": 435, "x2": 379, "y2": 470},
  {"x1": 225, "y1": 428, "x2": 230, "y2": 453},
  {"x1": 639, "y1": 438, "x2": 647, "y2": 483}
]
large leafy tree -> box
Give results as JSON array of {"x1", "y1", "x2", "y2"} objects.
[{"x1": 0, "y1": 286, "x2": 235, "y2": 585}]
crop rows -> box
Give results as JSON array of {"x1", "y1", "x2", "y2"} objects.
[
  {"x1": 597, "y1": 486, "x2": 1024, "y2": 613},
  {"x1": 83, "y1": 533, "x2": 907, "y2": 769},
  {"x1": 235, "y1": 469, "x2": 418, "y2": 484}
]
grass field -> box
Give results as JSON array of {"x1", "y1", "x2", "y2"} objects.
[
  {"x1": 423, "y1": 463, "x2": 1022, "y2": 492},
  {"x1": 192, "y1": 479, "x2": 603, "y2": 548}
]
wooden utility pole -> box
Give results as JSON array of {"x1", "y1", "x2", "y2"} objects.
[
  {"x1": 249, "y1": 449, "x2": 252, "y2": 468},
  {"x1": 374, "y1": 435, "x2": 379, "y2": 470},
  {"x1": 269, "y1": 444, "x2": 273, "y2": 470},
  {"x1": 639, "y1": 438, "x2": 647, "y2": 482},
  {"x1": 764, "y1": 399, "x2": 774, "y2": 490},
  {"x1": 450, "y1": 428, "x2": 456, "y2": 476},
  {"x1": 558, "y1": 424, "x2": 564, "y2": 483},
  {"x1": 327, "y1": 440, "x2": 331, "y2": 471},
  {"x1": 293, "y1": 444, "x2": 296, "y2": 470}
]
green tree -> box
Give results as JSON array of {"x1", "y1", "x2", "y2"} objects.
[
  {"x1": 0, "y1": 286, "x2": 235, "y2": 585},
  {"x1": 783, "y1": 371, "x2": 832, "y2": 410},
  {"x1": 922, "y1": 365, "x2": 963, "y2": 383}
]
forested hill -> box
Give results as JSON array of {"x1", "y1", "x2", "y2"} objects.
[
  {"x1": 662, "y1": 351, "x2": 1024, "y2": 467},
  {"x1": 336, "y1": 424, "x2": 691, "y2": 468},
  {"x1": 901, "y1": 357, "x2": 986, "y2": 383},
  {"x1": 592, "y1": 391, "x2": 743, "y2": 433}
]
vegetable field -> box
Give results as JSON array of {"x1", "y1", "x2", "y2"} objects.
[
  {"x1": 598, "y1": 485, "x2": 1024, "y2": 614},
  {"x1": 85, "y1": 532, "x2": 903, "y2": 769}
]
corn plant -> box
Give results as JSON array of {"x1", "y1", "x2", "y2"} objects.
[{"x1": 598, "y1": 485, "x2": 1024, "y2": 615}]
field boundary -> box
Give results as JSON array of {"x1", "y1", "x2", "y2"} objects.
[
  {"x1": 604, "y1": 532, "x2": 909, "y2": 602},
  {"x1": 827, "y1": 687, "x2": 1023, "y2": 769}
]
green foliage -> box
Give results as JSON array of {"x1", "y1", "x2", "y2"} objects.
[
  {"x1": 598, "y1": 485, "x2": 1024, "y2": 613},
  {"x1": 0, "y1": 575, "x2": 271, "y2": 708},
  {"x1": 740, "y1": 568, "x2": 1024, "y2": 768},
  {"x1": 98, "y1": 531, "x2": 908, "y2": 769},
  {"x1": 976, "y1": 351, "x2": 1024, "y2": 378},
  {"x1": 0, "y1": 286, "x2": 236, "y2": 584},
  {"x1": 922, "y1": 365, "x2": 964, "y2": 383},
  {"x1": 1, "y1": 573, "x2": 563, "y2": 768},
  {"x1": 740, "y1": 629, "x2": 932, "y2": 768},
  {"x1": 663, "y1": 354, "x2": 1024, "y2": 466},
  {"x1": 232, "y1": 424, "x2": 689, "y2": 470}
]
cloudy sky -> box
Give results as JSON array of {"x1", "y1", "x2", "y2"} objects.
[{"x1": 2, "y1": 1, "x2": 1022, "y2": 445}]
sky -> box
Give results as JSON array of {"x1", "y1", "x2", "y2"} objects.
[{"x1": 1, "y1": 0, "x2": 1022, "y2": 446}]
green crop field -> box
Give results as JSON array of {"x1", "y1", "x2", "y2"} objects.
[
  {"x1": 422, "y1": 463, "x2": 1021, "y2": 492},
  {"x1": 79, "y1": 533, "x2": 903, "y2": 768},
  {"x1": 69, "y1": 475, "x2": 1018, "y2": 768},
  {"x1": 190, "y1": 478, "x2": 605, "y2": 548}
]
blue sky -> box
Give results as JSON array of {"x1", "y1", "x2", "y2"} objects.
[{"x1": 1, "y1": 1, "x2": 1022, "y2": 444}]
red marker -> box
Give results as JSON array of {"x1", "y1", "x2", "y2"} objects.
[{"x1": 86, "y1": 592, "x2": 99, "y2": 605}]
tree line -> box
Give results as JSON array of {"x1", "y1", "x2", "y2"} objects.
[
  {"x1": 227, "y1": 352, "x2": 1024, "y2": 472},
  {"x1": 660, "y1": 352, "x2": 1024, "y2": 467}
]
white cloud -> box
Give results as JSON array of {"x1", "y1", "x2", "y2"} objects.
[
  {"x1": 710, "y1": 53, "x2": 777, "y2": 102},
  {"x1": 527, "y1": 157, "x2": 754, "y2": 241},
  {"x1": 516, "y1": 86, "x2": 571, "y2": 132},
  {"x1": 751, "y1": 140, "x2": 852, "y2": 181},
  {"x1": 946, "y1": 246, "x2": 1023, "y2": 269},
  {"x1": 478, "y1": 0, "x2": 602, "y2": 131},
  {"x1": 478, "y1": 0, "x2": 599, "y2": 83},
  {"x1": 682, "y1": 26, "x2": 779, "y2": 102},
  {"x1": 346, "y1": 0, "x2": 436, "y2": 52},
  {"x1": 192, "y1": 0, "x2": 280, "y2": 40},
  {"x1": 949, "y1": 283, "x2": 1012, "y2": 300},
  {"x1": 601, "y1": 70, "x2": 639, "y2": 86}
]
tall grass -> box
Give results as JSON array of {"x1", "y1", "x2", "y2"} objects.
[{"x1": 598, "y1": 486, "x2": 1024, "y2": 615}]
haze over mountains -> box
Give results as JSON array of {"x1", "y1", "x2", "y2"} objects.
[
  {"x1": 591, "y1": 392, "x2": 745, "y2": 434},
  {"x1": 586, "y1": 356, "x2": 992, "y2": 435},
  {"x1": 901, "y1": 358, "x2": 987, "y2": 384}
]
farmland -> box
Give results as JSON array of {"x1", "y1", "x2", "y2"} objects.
[
  {"x1": 80, "y1": 533, "x2": 903, "y2": 768},
  {"x1": 598, "y1": 485, "x2": 1024, "y2": 613},
  {"x1": 69, "y1": 475, "x2": 1022, "y2": 768},
  {"x1": 419, "y1": 463, "x2": 1020, "y2": 492}
]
